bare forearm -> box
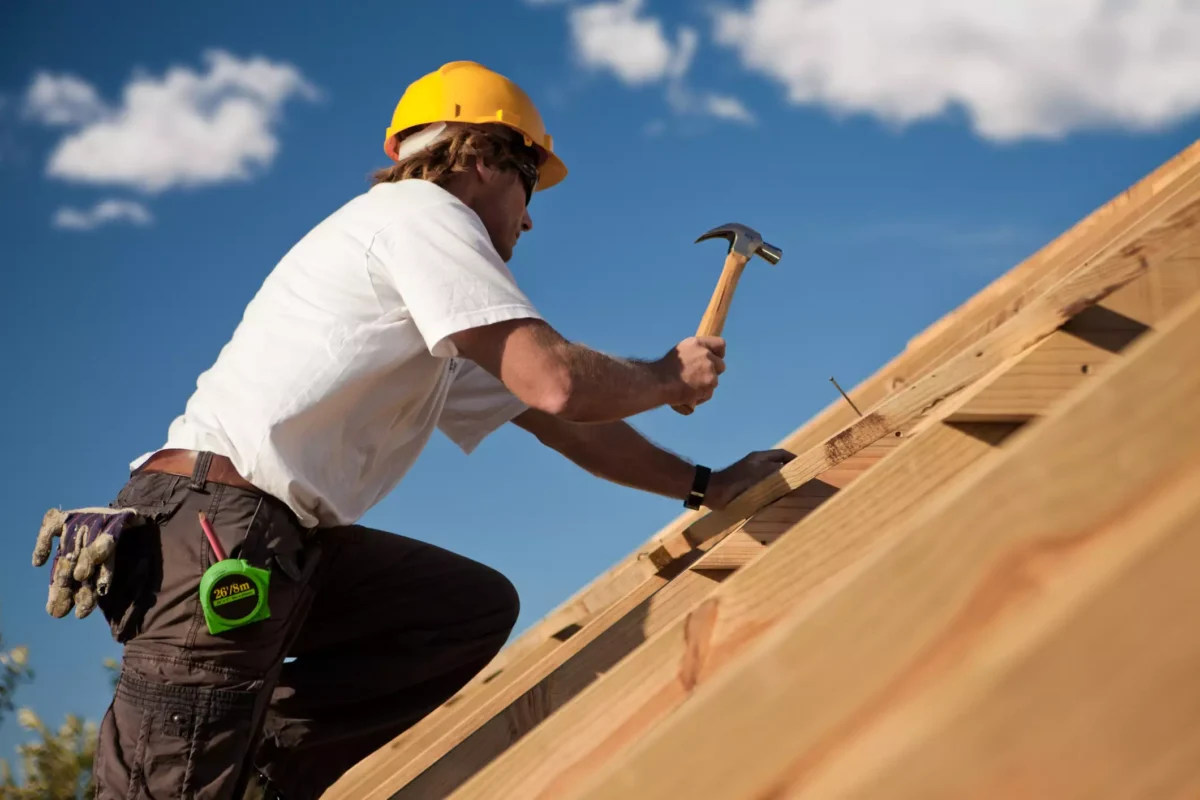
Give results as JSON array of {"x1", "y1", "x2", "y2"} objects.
[
  {"x1": 451, "y1": 318, "x2": 719, "y2": 423},
  {"x1": 549, "y1": 343, "x2": 682, "y2": 423},
  {"x1": 519, "y1": 411, "x2": 696, "y2": 500}
]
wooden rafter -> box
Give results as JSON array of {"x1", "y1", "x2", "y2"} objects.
[
  {"x1": 325, "y1": 138, "x2": 1200, "y2": 800},
  {"x1": 436, "y1": 138, "x2": 1200, "y2": 696},
  {"x1": 441, "y1": 230, "x2": 1200, "y2": 800},
  {"x1": 568, "y1": 284, "x2": 1200, "y2": 800}
]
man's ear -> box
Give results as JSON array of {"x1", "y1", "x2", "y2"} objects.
[{"x1": 471, "y1": 156, "x2": 498, "y2": 184}]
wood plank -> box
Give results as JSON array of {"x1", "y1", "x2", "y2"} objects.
[
  {"x1": 690, "y1": 437, "x2": 898, "y2": 572},
  {"x1": 683, "y1": 527, "x2": 779, "y2": 572},
  {"x1": 478, "y1": 143, "x2": 1200, "y2": 655},
  {"x1": 322, "y1": 561, "x2": 684, "y2": 800},
  {"x1": 797, "y1": 467, "x2": 1200, "y2": 798},
  {"x1": 394, "y1": 431, "x2": 976, "y2": 798},
  {"x1": 902, "y1": 140, "x2": 1200, "y2": 357},
  {"x1": 406, "y1": 372, "x2": 1045, "y2": 798},
  {"x1": 949, "y1": 242, "x2": 1200, "y2": 422},
  {"x1": 946, "y1": 328, "x2": 1131, "y2": 422},
  {"x1": 567, "y1": 281, "x2": 1200, "y2": 800},
  {"x1": 335, "y1": 141, "x2": 1200, "y2": 799},
  {"x1": 658, "y1": 191, "x2": 1200, "y2": 561},
  {"x1": 783, "y1": 138, "x2": 1199, "y2": 463},
  {"x1": 469, "y1": 239, "x2": 1200, "y2": 703},
  {"x1": 447, "y1": 421, "x2": 1020, "y2": 800},
  {"x1": 394, "y1": 568, "x2": 727, "y2": 799},
  {"x1": 456, "y1": 236, "x2": 1200, "y2": 800}
]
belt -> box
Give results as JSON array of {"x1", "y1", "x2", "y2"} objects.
[{"x1": 137, "y1": 449, "x2": 261, "y2": 494}]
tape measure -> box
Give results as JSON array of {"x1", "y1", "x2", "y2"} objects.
[{"x1": 197, "y1": 511, "x2": 271, "y2": 634}]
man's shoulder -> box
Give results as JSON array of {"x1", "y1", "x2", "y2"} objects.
[
  {"x1": 361, "y1": 181, "x2": 487, "y2": 243},
  {"x1": 283, "y1": 180, "x2": 474, "y2": 259},
  {"x1": 359, "y1": 180, "x2": 469, "y2": 218}
]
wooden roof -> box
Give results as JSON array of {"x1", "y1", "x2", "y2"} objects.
[{"x1": 325, "y1": 136, "x2": 1200, "y2": 799}]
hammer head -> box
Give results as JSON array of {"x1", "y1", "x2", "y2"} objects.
[{"x1": 695, "y1": 222, "x2": 783, "y2": 264}]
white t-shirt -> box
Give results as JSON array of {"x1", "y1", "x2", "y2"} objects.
[{"x1": 139, "y1": 179, "x2": 542, "y2": 528}]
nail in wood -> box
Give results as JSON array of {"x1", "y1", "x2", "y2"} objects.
[{"x1": 830, "y1": 376, "x2": 863, "y2": 417}]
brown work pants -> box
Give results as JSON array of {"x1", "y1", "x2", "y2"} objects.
[{"x1": 91, "y1": 460, "x2": 520, "y2": 799}]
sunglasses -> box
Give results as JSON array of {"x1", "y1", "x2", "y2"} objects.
[
  {"x1": 486, "y1": 126, "x2": 541, "y2": 205},
  {"x1": 511, "y1": 157, "x2": 539, "y2": 205}
]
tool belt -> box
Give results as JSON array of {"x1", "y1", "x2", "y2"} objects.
[{"x1": 136, "y1": 449, "x2": 261, "y2": 494}]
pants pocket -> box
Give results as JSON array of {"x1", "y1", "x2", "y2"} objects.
[
  {"x1": 101, "y1": 474, "x2": 190, "y2": 644},
  {"x1": 94, "y1": 659, "x2": 262, "y2": 799}
]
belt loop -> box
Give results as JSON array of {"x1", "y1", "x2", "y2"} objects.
[{"x1": 190, "y1": 451, "x2": 213, "y2": 490}]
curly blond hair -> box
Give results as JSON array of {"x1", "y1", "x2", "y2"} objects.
[{"x1": 371, "y1": 123, "x2": 537, "y2": 188}]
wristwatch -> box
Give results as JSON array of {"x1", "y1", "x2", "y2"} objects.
[{"x1": 684, "y1": 465, "x2": 711, "y2": 510}]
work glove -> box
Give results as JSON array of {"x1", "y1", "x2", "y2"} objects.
[{"x1": 32, "y1": 507, "x2": 148, "y2": 619}]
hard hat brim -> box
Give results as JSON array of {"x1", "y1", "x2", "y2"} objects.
[{"x1": 535, "y1": 149, "x2": 567, "y2": 192}]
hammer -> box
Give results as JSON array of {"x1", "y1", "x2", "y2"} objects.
[{"x1": 672, "y1": 222, "x2": 783, "y2": 415}]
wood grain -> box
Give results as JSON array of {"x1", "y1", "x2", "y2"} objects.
[
  {"x1": 688, "y1": 437, "x2": 899, "y2": 571},
  {"x1": 322, "y1": 565, "x2": 678, "y2": 799},
  {"x1": 802, "y1": 466, "x2": 1200, "y2": 799},
  {"x1": 569, "y1": 287, "x2": 1200, "y2": 800},
  {"x1": 663, "y1": 192, "x2": 1200, "y2": 558},
  {"x1": 331, "y1": 140, "x2": 1200, "y2": 800},
  {"x1": 474, "y1": 143, "x2": 1200, "y2": 661},
  {"x1": 950, "y1": 243, "x2": 1200, "y2": 422},
  {"x1": 446, "y1": 421, "x2": 1019, "y2": 800},
  {"x1": 395, "y1": 568, "x2": 725, "y2": 798}
]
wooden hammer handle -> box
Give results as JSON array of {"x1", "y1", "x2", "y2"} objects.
[{"x1": 672, "y1": 249, "x2": 749, "y2": 415}]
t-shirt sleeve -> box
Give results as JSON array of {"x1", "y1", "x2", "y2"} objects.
[
  {"x1": 367, "y1": 199, "x2": 544, "y2": 358},
  {"x1": 437, "y1": 358, "x2": 527, "y2": 454}
]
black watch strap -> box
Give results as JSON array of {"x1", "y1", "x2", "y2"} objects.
[{"x1": 684, "y1": 465, "x2": 711, "y2": 510}]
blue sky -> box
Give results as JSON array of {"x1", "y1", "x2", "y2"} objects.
[{"x1": 3, "y1": 0, "x2": 1199, "y2": 766}]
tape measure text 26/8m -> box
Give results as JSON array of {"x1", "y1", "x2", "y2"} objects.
[{"x1": 197, "y1": 511, "x2": 271, "y2": 634}]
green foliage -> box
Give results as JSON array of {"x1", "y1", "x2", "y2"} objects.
[
  {"x1": 0, "y1": 639, "x2": 101, "y2": 799},
  {"x1": 0, "y1": 637, "x2": 34, "y2": 729},
  {"x1": 0, "y1": 710, "x2": 96, "y2": 799}
]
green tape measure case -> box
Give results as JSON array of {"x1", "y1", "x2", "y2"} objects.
[
  {"x1": 200, "y1": 559, "x2": 272, "y2": 634},
  {"x1": 197, "y1": 510, "x2": 272, "y2": 634}
]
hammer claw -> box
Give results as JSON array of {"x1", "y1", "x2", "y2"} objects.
[{"x1": 695, "y1": 222, "x2": 783, "y2": 264}]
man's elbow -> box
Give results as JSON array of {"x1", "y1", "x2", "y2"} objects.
[
  {"x1": 517, "y1": 361, "x2": 598, "y2": 422},
  {"x1": 525, "y1": 366, "x2": 578, "y2": 419},
  {"x1": 451, "y1": 319, "x2": 591, "y2": 420}
]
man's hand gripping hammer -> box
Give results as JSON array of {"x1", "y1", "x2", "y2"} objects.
[{"x1": 673, "y1": 222, "x2": 783, "y2": 415}]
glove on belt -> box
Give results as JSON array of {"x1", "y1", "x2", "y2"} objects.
[{"x1": 33, "y1": 506, "x2": 148, "y2": 619}]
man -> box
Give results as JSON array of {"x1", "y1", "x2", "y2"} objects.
[{"x1": 33, "y1": 60, "x2": 793, "y2": 798}]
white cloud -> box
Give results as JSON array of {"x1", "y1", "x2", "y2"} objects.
[
  {"x1": 702, "y1": 94, "x2": 755, "y2": 123},
  {"x1": 25, "y1": 49, "x2": 319, "y2": 193},
  {"x1": 667, "y1": 81, "x2": 755, "y2": 124},
  {"x1": 565, "y1": 0, "x2": 754, "y2": 125},
  {"x1": 666, "y1": 25, "x2": 698, "y2": 82},
  {"x1": 52, "y1": 199, "x2": 153, "y2": 231},
  {"x1": 568, "y1": 0, "x2": 685, "y2": 85},
  {"x1": 23, "y1": 73, "x2": 107, "y2": 127},
  {"x1": 712, "y1": 0, "x2": 1200, "y2": 141}
]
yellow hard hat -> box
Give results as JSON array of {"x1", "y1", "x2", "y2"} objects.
[{"x1": 384, "y1": 60, "x2": 567, "y2": 192}]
